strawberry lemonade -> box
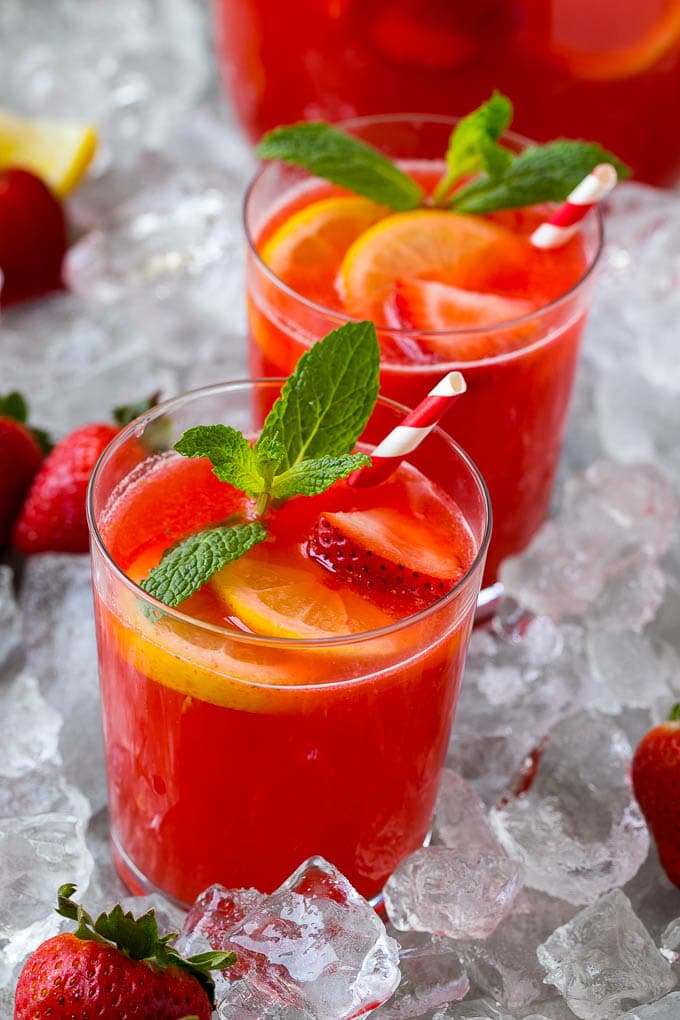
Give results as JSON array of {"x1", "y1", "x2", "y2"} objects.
[
  {"x1": 247, "y1": 112, "x2": 605, "y2": 589},
  {"x1": 88, "y1": 361, "x2": 489, "y2": 905}
]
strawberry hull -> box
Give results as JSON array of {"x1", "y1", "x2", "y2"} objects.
[{"x1": 89, "y1": 381, "x2": 489, "y2": 905}]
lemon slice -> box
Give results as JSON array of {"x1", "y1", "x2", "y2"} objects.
[
  {"x1": 212, "y1": 552, "x2": 393, "y2": 640},
  {"x1": 0, "y1": 109, "x2": 97, "y2": 196},
  {"x1": 260, "y1": 195, "x2": 389, "y2": 301},
  {"x1": 338, "y1": 209, "x2": 525, "y2": 321},
  {"x1": 551, "y1": 5, "x2": 680, "y2": 80}
]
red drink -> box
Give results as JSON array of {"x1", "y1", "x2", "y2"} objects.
[
  {"x1": 245, "y1": 117, "x2": 601, "y2": 590},
  {"x1": 88, "y1": 381, "x2": 489, "y2": 905},
  {"x1": 215, "y1": 0, "x2": 680, "y2": 185}
]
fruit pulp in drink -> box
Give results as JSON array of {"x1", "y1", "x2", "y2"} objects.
[
  {"x1": 94, "y1": 449, "x2": 481, "y2": 904},
  {"x1": 247, "y1": 168, "x2": 595, "y2": 585},
  {"x1": 215, "y1": 0, "x2": 680, "y2": 185}
]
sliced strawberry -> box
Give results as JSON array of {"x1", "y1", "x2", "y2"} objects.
[
  {"x1": 386, "y1": 279, "x2": 537, "y2": 361},
  {"x1": 306, "y1": 508, "x2": 470, "y2": 607}
]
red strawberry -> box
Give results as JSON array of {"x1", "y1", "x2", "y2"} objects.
[
  {"x1": 12, "y1": 422, "x2": 118, "y2": 553},
  {"x1": 632, "y1": 705, "x2": 680, "y2": 888},
  {"x1": 385, "y1": 279, "x2": 536, "y2": 361},
  {"x1": 306, "y1": 508, "x2": 471, "y2": 607},
  {"x1": 11, "y1": 397, "x2": 158, "y2": 555},
  {"x1": 0, "y1": 168, "x2": 67, "y2": 307},
  {"x1": 0, "y1": 392, "x2": 49, "y2": 546},
  {"x1": 14, "y1": 884, "x2": 234, "y2": 1020}
]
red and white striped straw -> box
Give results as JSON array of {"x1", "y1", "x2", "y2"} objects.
[
  {"x1": 530, "y1": 163, "x2": 617, "y2": 250},
  {"x1": 350, "y1": 371, "x2": 466, "y2": 488}
]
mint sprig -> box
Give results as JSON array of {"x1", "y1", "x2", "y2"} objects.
[
  {"x1": 140, "y1": 522, "x2": 267, "y2": 608},
  {"x1": 432, "y1": 90, "x2": 513, "y2": 206},
  {"x1": 256, "y1": 122, "x2": 424, "y2": 211},
  {"x1": 451, "y1": 139, "x2": 629, "y2": 213},
  {"x1": 141, "y1": 322, "x2": 380, "y2": 607},
  {"x1": 257, "y1": 319, "x2": 380, "y2": 470},
  {"x1": 257, "y1": 93, "x2": 630, "y2": 214}
]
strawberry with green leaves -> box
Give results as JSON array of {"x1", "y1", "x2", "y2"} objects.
[
  {"x1": 0, "y1": 392, "x2": 50, "y2": 546},
  {"x1": 14, "y1": 884, "x2": 234, "y2": 1020},
  {"x1": 632, "y1": 705, "x2": 680, "y2": 888},
  {"x1": 13, "y1": 398, "x2": 155, "y2": 555}
]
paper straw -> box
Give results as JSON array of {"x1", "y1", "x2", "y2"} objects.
[
  {"x1": 349, "y1": 371, "x2": 466, "y2": 488},
  {"x1": 530, "y1": 163, "x2": 617, "y2": 250}
]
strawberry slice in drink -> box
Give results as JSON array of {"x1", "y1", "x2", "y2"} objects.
[
  {"x1": 385, "y1": 278, "x2": 537, "y2": 361},
  {"x1": 307, "y1": 507, "x2": 473, "y2": 609}
]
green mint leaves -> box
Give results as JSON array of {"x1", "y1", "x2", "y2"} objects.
[
  {"x1": 256, "y1": 122, "x2": 423, "y2": 211},
  {"x1": 141, "y1": 322, "x2": 380, "y2": 607},
  {"x1": 57, "y1": 884, "x2": 234, "y2": 1008},
  {"x1": 140, "y1": 523, "x2": 267, "y2": 607},
  {"x1": 257, "y1": 93, "x2": 629, "y2": 215},
  {"x1": 451, "y1": 139, "x2": 630, "y2": 213},
  {"x1": 257, "y1": 319, "x2": 379, "y2": 470},
  {"x1": 432, "y1": 91, "x2": 513, "y2": 206}
]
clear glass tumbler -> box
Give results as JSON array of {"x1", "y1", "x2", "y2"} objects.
[{"x1": 88, "y1": 380, "x2": 490, "y2": 905}]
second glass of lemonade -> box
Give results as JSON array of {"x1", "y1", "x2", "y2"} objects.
[
  {"x1": 88, "y1": 380, "x2": 489, "y2": 906},
  {"x1": 245, "y1": 115, "x2": 602, "y2": 593}
]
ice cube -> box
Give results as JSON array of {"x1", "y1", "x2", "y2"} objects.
[
  {"x1": 185, "y1": 857, "x2": 400, "y2": 1019},
  {"x1": 0, "y1": 769, "x2": 93, "y2": 936},
  {"x1": 0, "y1": 673, "x2": 61, "y2": 778},
  {"x1": 433, "y1": 770, "x2": 506, "y2": 853},
  {"x1": 587, "y1": 551, "x2": 665, "y2": 632},
  {"x1": 384, "y1": 846, "x2": 524, "y2": 941},
  {"x1": 372, "y1": 930, "x2": 468, "y2": 1018},
  {"x1": 500, "y1": 462, "x2": 676, "y2": 622},
  {"x1": 218, "y1": 980, "x2": 315, "y2": 1019},
  {"x1": 0, "y1": 0, "x2": 209, "y2": 170},
  {"x1": 176, "y1": 883, "x2": 266, "y2": 997},
  {"x1": 65, "y1": 169, "x2": 247, "y2": 370},
  {"x1": 1, "y1": 295, "x2": 178, "y2": 436},
  {"x1": 490, "y1": 714, "x2": 649, "y2": 904},
  {"x1": 455, "y1": 890, "x2": 577, "y2": 1012},
  {"x1": 586, "y1": 630, "x2": 673, "y2": 710},
  {"x1": 430, "y1": 1000, "x2": 517, "y2": 1018},
  {"x1": 448, "y1": 621, "x2": 591, "y2": 806},
  {"x1": 0, "y1": 565, "x2": 20, "y2": 673},
  {"x1": 537, "y1": 890, "x2": 676, "y2": 1020},
  {"x1": 615, "y1": 993, "x2": 680, "y2": 1019},
  {"x1": 20, "y1": 554, "x2": 107, "y2": 808}
]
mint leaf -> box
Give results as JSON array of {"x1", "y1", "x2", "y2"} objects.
[
  {"x1": 0, "y1": 391, "x2": 28, "y2": 423},
  {"x1": 256, "y1": 320, "x2": 380, "y2": 472},
  {"x1": 271, "y1": 452, "x2": 370, "y2": 501},
  {"x1": 175, "y1": 425, "x2": 276, "y2": 498},
  {"x1": 141, "y1": 522, "x2": 267, "y2": 607},
  {"x1": 451, "y1": 140, "x2": 630, "y2": 214},
  {"x1": 433, "y1": 91, "x2": 513, "y2": 205},
  {"x1": 257, "y1": 122, "x2": 423, "y2": 211}
]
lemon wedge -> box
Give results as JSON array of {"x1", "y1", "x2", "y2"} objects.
[{"x1": 0, "y1": 109, "x2": 97, "y2": 197}]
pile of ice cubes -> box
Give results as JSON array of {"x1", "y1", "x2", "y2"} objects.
[{"x1": 3, "y1": 0, "x2": 680, "y2": 1016}]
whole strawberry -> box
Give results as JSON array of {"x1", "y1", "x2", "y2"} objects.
[
  {"x1": 14, "y1": 884, "x2": 234, "y2": 1020},
  {"x1": 632, "y1": 704, "x2": 680, "y2": 887},
  {"x1": 0, "y1": 392, "x2": 49, "y2": 546},
  {"x1": 0, "y1": 167, "x2": 67, "y2": 306},
  {"x1": 12, "y1": 398, "x2": 156, "y2": 554},
  {"x1": 12, "y1": 421, "x2": 118, "y2": 553}
]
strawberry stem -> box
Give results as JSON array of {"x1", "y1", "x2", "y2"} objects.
[{"x1": 668, "y1": 703, "x2": 680, "y2": 722}]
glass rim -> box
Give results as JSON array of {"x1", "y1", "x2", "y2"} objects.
[
  {"x1": 87, "y1": 378, "x2": 492, "y2": 649},
  {"x1": 244, "y1": 112, "x2": 605, "y2": 371}
]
